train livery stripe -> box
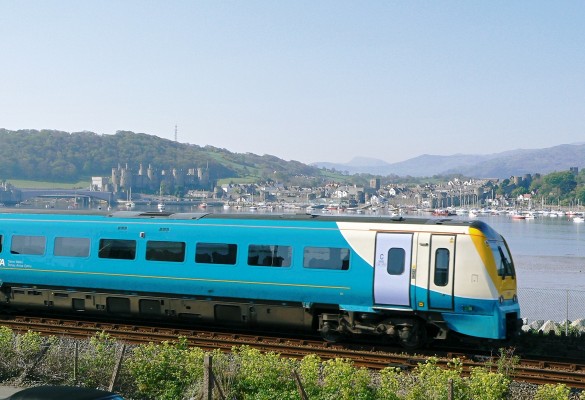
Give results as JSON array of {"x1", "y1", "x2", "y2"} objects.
[{"x1": 0, "y1": 267, "x2": 351, "y2": 290}]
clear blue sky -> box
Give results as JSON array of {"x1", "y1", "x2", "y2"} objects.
[{"x1": 1, "y1": 1, "x2": 583, "y2": 165}]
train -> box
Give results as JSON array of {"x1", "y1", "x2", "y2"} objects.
[{"x1": 0, "y1": 209, "x2": 521, "y2": 348}]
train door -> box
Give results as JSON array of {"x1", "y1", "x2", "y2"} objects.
[
  {"x1": 428, "y1": 234, "x2": 455, "y2": 310},
  {"x1": 373, "y1": 233, "x2": 413, "y2": 307}
]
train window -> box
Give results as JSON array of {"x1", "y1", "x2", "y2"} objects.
[
  {"x1": 489, "y1": 241, "x2": 516, "y2": 278},
  {"x1": 303, "y1": 247, "x2": 350, "y2": 270},
  {"x1": 248, "y1": 245, "x2": 292, "y2": 267},
  {"x1": 195, "y1": 242, "x2": 237, "y2": 265},
  {"x1": 146, "y1": 240, "x2": 186, "y2": 262},
  {"x1": 387, "y1": 248, "x2": 405, "y2": 275},
  {"x1": 434, "y1": 248, "x2": 450, "y2": 286},
  {"x1": 10, "y1": 235, "x2": 46, "y2": 255},
  {"x1": 54, "y1": 237, "x2": 90, "y2": 257},
  {"x1": 98, "y1": 239, "x2": 136, "y2": 260}
]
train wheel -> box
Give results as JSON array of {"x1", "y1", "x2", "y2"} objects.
[
  {"x1": 398, "y1": 321, "x2": 426, "y2": 349},
  {"x1": 320, "y1": 322, "x2": 342, "y2": 343}
]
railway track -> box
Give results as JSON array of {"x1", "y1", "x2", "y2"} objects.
[{"x1": 2, "y1": 315, "x2": 585, "y2": 389}]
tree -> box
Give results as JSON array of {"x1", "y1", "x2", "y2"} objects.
[{"x1": 541, "y1": 171, "x2": 576, "y2": 197}]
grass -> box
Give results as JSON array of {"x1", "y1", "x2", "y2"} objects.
[{"x1": 5, "y1": 179, "x2": 90, "y2": 189}]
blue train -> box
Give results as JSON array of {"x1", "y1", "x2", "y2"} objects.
[{"x1": 0, "y1": 210, "x2": 521, "y2": 348}]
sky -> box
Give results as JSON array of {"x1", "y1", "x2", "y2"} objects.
[{"x1": 1, "y1": 2, "x2": 584, "y2": 165}]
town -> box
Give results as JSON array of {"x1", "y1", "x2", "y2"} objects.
[{"x1": 1, "y1": 161, "x2": 582, "y2": 216}]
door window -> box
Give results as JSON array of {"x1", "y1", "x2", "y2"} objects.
[
  {"x1": 434, "y1": 248, "x2": 450, "y2": 286},
  {"x1": 387, "y1": 248, "x2": 405, "y2": 275}
]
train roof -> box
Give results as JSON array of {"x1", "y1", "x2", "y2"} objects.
[{"x1": 0, "y1": 208, "x2": 492, "y2": 230}]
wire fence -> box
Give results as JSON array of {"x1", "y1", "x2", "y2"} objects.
[{"x1": 518, "y1": 287, "x2": 585, "y2": 323}]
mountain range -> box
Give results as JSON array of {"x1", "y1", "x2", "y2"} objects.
[{"x1": 312, "y1": 143, "x2": 585, "y2": 178}]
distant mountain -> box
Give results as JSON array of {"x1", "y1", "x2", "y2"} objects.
[{"x1": 312, "y1": 144, "x2": 585, "y2": 178}]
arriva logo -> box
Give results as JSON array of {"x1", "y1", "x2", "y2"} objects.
[{"x1": 0, "y1": 259, "x2": 4, "y2": 267}]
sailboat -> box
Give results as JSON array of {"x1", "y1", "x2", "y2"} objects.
[
  {"x1": 157, "y1": 186, "x2": 165, "y2": 212},
  {"x1": 125, "y1": 188, "x2": 135, "y2": 209}
]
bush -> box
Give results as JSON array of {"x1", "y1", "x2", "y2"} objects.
[
  {"x1": 321, "y1": 358, "x2": 375, "y2": 400},
  {"x1": 406, "y1": 357, "x2": 466, "y2": 400},
  {"x1": 377, "y1": 366, "x2": 405, "y2": 400},
  {"x1": 298, "y1": 354, "x2": 321, "y2": 398},
  {"x1": 534, "y1": 383, "x2": 571, "y2": 400},
  {"x1": 76, "y1": 331, "x2": 119, "y2": 389},
  {"x1": 0, "y1": 329, "x2": 536, "y2": 400},
  {"x1": 126, "y1": 337, "x2": 204, "y2": 400},
  {"x1": 0, "y1": 326, "x2": 17, "y2": 379},
  {"x1": 467, "y1": 367, "x2": 510, "y2": 400},
  {"x1": 232, "y1": 346, "x2": 298, "y2": 400}
]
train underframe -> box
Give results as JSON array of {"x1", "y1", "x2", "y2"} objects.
[{"x1": 0, "y1": 284, "x2": 447, "y2": 349}]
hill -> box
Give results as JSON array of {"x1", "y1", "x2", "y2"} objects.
[
  {"x1": 1, "y1": 129, "x2": 583, "y2": 183},
  {"x1": 0, "y1": 129, "x2": 331, "y2": 186},
  {"x1": 313, "y1": 144, "x2": 585, "y2": 178}
]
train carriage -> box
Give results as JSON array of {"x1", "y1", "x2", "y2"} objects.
[{"x1": 0, "y1": 210, "x2": 521, "y2": 348}]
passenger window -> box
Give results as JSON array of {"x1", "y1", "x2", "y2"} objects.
[
  {"x1": 195, "y1": 242, "x2": 237, "y2": 265},
  {"x1": 11, "y1": 235, "x2": 46, "y2": 255},
  {"x1": 303, "y1": 247, "x2": 350, "y2": 270},
  {"x1": 146, "y1": 240, "x2": 185, "y2": 262},
  {"x1": 54, "y1": 237, "x2": 90, "y2": 257},
  {"x1": 434, "y1": 248, "x2": 450, "y2": 286},
  {"x1": 98, "y1": 239, "x2": 136, "y2": 260},
  {"x1": 248, "y1": 245, "x2": 292, "y2": 267},
  {"x1": 387, "y1": 248, "x2": 405, "y2": 275}
]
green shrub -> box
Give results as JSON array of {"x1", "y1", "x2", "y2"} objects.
[
  {"x1": 321, "y1": 357, "x2": 375, "y2": 400},
  {"x1": 126, "y1": 337, "x2": 204, "y2": 400},
  {"x1": 534, "y1": 383, "x2": 571, "y2": 400},
  {"x1": 298, "y1": 354, "x2": 322, "y2": 398},
  {"x1": 467, "y1": 367, "x2": 510, "y2": 400},
  {"x1": 16, "y1": 330, "x2": 44, "y2": 363},
  {"x1": 77, "y1": 332, "x2": 119, "y2": 389},
  {"x1": 0, "y1": 326, "x2": 17, "y2": 379},
  {"x1": 376, "y1": 366, "x2": 405, "y2": 400},
  {"x1": 493, "y1": 347, "x2": 519, "y2": 380},
  {"x1": 406, "y1": 357, "x2": 466, "y2": 400},
  {"x1": 232, "y1": 346, "x2": 298, "y2": 400}
]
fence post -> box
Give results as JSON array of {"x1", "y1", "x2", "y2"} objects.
[
  {"x1": 566, "y1": 289, "x2": 569, "y2": 336},
  {"x1": 16, "y1": 342, "x2": 51, "y2": 384},
  {"x1": 203, "y1": 355, "x2": 214, "y2": 400},
  {"x1": 108, "y1": 344, "x2": 126, "y2": 392},
  {"x1": 448, "y1": 378, "x2": 453, "y2": 400},
  {"x1": 292, "y1": 369, "x2": 309, "y2": 400},
  {"x1": 73, "y1": 341, "x2": 78, "y2": 384}
]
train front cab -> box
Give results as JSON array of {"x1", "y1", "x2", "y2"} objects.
[
  {"x1": 407, "y1": 222, "x2": 521, "y2": 342},
  {"x1": 469, "y1": 222, "x2": 522, "y2": 340},
  {"x1": 371, "y1": 223, "x2": 521, "y2": 347}
]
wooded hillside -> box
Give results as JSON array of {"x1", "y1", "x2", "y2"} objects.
[{"x1": 0, "y1": 129, "x2": 326, "y2": 184}]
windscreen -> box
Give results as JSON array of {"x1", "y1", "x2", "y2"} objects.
[{"x1": 488, "y1": 240, "x2": 516, "y2": 279}]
